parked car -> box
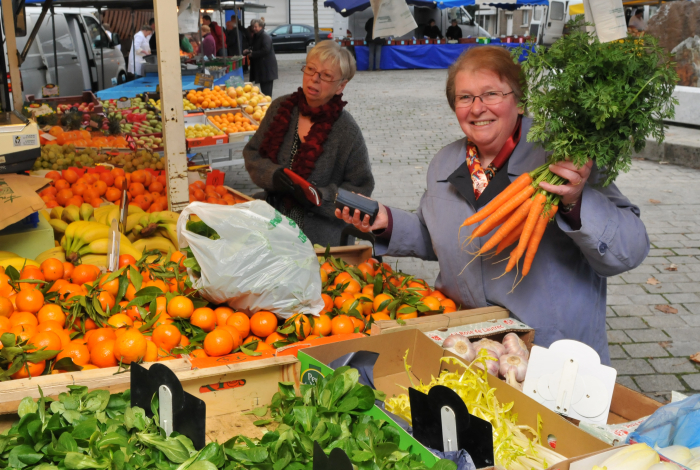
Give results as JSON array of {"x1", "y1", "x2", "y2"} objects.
[
  {"x1": 15, "y1": 7, "x2": 126, "y2": 99},
  {"x1": 269, "y1": 24, "x2": 333, "y2": 52}
]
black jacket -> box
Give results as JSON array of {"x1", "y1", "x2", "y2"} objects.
[
  {"x1": 424, "y1": 25, "x2": 443, "y2": 39},
  {"x1": 149, "y1": 33, "x2": 156, "y2": 52},
  {"x1": 446, "y1": 25, "x2": 462, "y2": 39},
  {"x1": 226, "y1": 27, "x2": 247, "y2": 56},
  {"x1": 364, "y1": 18, "x2": 382, "y2": 44},
  {"x1": 249, "y1": 31, "x2": 278, "y2": 83}
]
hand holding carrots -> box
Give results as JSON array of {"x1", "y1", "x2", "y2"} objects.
[{"x1": 539, "y1": 160, "x2": 593, "y2": 206}]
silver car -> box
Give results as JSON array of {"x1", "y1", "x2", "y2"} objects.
[{"x1": 16, "y1": 7, "x2": 126, "y2": 98}]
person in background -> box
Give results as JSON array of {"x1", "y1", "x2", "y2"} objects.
[
  {"x1": 128, "y1": 25, "x2": 152, "y2": 77},
  {"x1": 102, "y1": 23, "x2": 121, "y2": 51},
  {"x1": 225, "y1": 19, "x2": 247, "y2": 56},
  {"x1": 446, "y1": 19, "x2": 462, "y2": 40},
  {"x1": 260, "y1": 17, "x2": 266, "y2": 29},
  {"x1": 202, "y1": 14, "x2": 226, "y2": 56},
  {"x1": 180, "y1": 33, "x2": 193, "y2": 54},
  {"x1": 244, "y1": 41, "x2": 374, "y2": 246},
  {"x1": 148, "y1": 18, "x2": 157, "y2": 52},
  {"x1": 365, "y1": 17, "x2": 382, "y2": 71},
  {"x1": 201, "y1": 25, "x2": 217, "y2": 57},
  {"x1": 244, "y1": 19, "x2": 278, "y2": 96},
  {"x1": 424, "y1": 19, "x2": 443, "y2": 39},
  {"x1": 628, "y1": 8, "x2": 647, "y2": 31}
]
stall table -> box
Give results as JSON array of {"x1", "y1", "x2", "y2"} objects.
[{"x1": 354, "y1": 42, "x2": 531, "y2": 71}]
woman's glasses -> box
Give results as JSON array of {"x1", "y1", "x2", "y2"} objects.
[
  {"x1": 301, "y1": 65, "x2": 341, "y2": 82},
  {"x1": 455, "y1": 91, "x2": 514, "y2": 108}
]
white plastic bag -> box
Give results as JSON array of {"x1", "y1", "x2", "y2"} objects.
[{"x1": 176, "y1": 201, "x2": 324, "y2": 318}]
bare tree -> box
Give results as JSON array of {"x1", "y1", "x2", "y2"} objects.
[{"x1": 313, "y1": 0, "x2": 319, "y2": 43}]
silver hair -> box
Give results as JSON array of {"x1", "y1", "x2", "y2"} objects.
[{"x1": 306, "y1": 40, "x2": 356, "y2": 82}]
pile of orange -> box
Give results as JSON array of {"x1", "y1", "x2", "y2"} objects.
[
  {"x1": 185, "y1": 86, "x2": 237, "y2": 110},
  {"x1": 40, "y1": 167, "x2": 168, "y2": 212},
  {"x1": 207, "y1": 113, "x2": 259, "y2": 134},
  {"x1": 43, "y1": 127, "x2": 129, "y2": 149},
  {"x1": 188, "y1": 180, "x2": 250, "y2": 205}
]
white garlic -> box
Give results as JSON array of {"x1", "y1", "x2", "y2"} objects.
[
  {"x1": 443, "y1": 334, "x2": 476, "y2": 363},
  {"x1": 474, "y1": 338, "x2": 506, "y2": 358},
  {"x1": 502, "y1": 332, "x2": 529, "y2": 359}
]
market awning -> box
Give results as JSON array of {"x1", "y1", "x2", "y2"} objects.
[
  {"x1": 22, "y1": 0, "x2": 264, "y2": 8},
  {"x1": 324, "y1": 0, "x2": 548, "y2": 17}
]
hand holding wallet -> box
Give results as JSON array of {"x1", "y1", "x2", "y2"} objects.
[{"x1": 284, "y1": 169, "x2": 322, "y2": 207}]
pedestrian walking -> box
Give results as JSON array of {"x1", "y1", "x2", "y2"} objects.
[
  {"x1": 128, "y1": 25, "x2": 152, "y2": 77},
  {"x1": 201, "y1": 25, "x2": 217, "y2": 57},
  {"x1": 365, "y1": 17, "x2": 382, "y2": 71},
  {"x1": 225, "y1": 19, "x2": 247, "y2": 56},
  {"x1": 244, "y1": 19, "x2": 278, "y2": 96},
  {"x1": 202, "y1": 14, "x2": 226, "y2": 56}
]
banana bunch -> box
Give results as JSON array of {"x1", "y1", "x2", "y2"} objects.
[
  {"x1": 61, "y1": 221, "x2": 143, "y2": 263},
  {"x1": 35, "y1": 247, "x2": 67, "y2": 264},
  {"x1": 47, "y1": 204, "x2": 95, "y2": 241},
  {"x1": 131, "y1": 211, "x2": 180, "y2": 254},
  {"x1": 0, "y1": 251, "x2": 40, "y2": 271}
]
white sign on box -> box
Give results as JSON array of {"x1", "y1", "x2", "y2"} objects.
[
  {"x1": 370, "y1": 0, "x2": 417, "y2": 39},
  {"x1": 582, "y1": 0, "x2": 627, "y2": 43},
  {"x1": 523, "y1": 340, "x2": 617, "y2": 425}
]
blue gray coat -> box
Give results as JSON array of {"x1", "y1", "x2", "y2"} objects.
[{"x1": 375, "y1": 117, "x2": 650, "y2": 365}]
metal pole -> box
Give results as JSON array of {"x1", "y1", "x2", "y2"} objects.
[
  {"x1": 131, "y1": 10, "x2": 135, "y2": 77},
  {"x1": 218, "y1": 0, "x2": 224, "y2": 56},
  {"x1": 154, "y1": 0, "x2": 188, "y2": 211},
  {"x1": 19, "y1": 0, "x2": 52, "y2": 66},
  {"x1": 2, "y1": 0, "x2": 24, "y2": 109},
  {"x1": 51, "y1": 5, "x2": 58, "y2": 88},
  {"x1": 98, "y1": 7, "x2": 104, "y2": 89}
]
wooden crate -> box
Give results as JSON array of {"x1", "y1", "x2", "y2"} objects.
[
  {"x1": 224, "y1": 185, "x2": 254, "y2": 202},
  {"x1": 315, "y1": 245, "x2": 373, "y2": 265},
  {"x1": 0, "y1": 359, "x2": 191, "y2": 415}
]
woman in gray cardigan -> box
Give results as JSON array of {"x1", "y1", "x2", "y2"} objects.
[
  {"x1": 338, "y1": 46, "x2": 649, "y2": 365},
  {"x1": 244, "y1": 41, "x2": 374, "y2": 247}
]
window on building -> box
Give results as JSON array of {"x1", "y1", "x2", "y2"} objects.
[{"x1": 521, "y1": 10, "x2": 530, "y2": 26}]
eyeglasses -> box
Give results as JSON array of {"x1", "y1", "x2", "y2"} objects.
[
  {"x1": 301, "y1": 65, "x2": 341, "y2": 83},
  {"x1": 455, "y1": 91, "x2": 515, "y2": 108}
]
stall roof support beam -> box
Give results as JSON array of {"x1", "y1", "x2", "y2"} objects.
[
  {"x1": 19, "y1": 0, "x2": 53, "y2": 66},
  {"x1": 2, "y1": 0, "x2": 24, "y2": 110},
  {"x1": 154, "y1": 0, "x2": 189, "y2": 212}
]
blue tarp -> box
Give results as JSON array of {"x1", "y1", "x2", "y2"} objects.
[
  {"x1": 355, "y1": 42, "x2": 530, "y2": 71},
  {"x1": 94, "y1": 68, "x2": 244, "y2": 100},
  {"x1": 324, "y1": 0, "x2": 548, "y2": 15}
]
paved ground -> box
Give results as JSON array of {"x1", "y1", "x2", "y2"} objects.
[{"x1": 224, "y1": 53, "x2": 700, "y2": 401}]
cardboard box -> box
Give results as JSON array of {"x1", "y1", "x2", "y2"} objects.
[
  {"x1": 314, "y1": 245, "x2": 373, "y2": 265},
  {"x1": 299, "y1": 330, "x2": 612, "y2": 461},
  {"x1": 204, "y1": 108, "x2": 257, "y2": 144},
  {"x1": 184, "y1": 113, "x2": 228, "y2": 148},
  {"x1": 0, "y1": 174, "x2": 51, "y2": 230}
]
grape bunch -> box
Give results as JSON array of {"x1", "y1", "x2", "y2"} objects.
[{"x1": 33, "y1": 145, "x2": 96, "y2": 171}]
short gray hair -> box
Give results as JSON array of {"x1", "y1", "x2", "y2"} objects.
[
  {"x1": 306, "y1": 40, "x2": 356, "y2": 82},
  {"x1": 251, "y1": 19, "x2": 264, "y2": 28}
]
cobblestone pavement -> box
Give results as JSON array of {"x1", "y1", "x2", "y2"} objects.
[{"x1": 225, "y1": 53, "x2": 700, "y2": 401}]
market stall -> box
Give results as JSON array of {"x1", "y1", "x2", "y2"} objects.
[{"x1": 354, "y1": 41, "x2": 532, "y2": 71}]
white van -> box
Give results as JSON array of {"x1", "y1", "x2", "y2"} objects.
[
  {"x1": 528, "y1": 0, "x2": 568, "y2": 45},
  {"x1": 14, "y1": 7, "x2": 126, "y2": 99}
]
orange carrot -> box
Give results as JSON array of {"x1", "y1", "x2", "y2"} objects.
[
  {"x1": 461, "y1": 173, "x2": 533, "y2": 227},
  {"x1": 522, "y1": 205, "x2": 559, "y2": 277},
  {"x1": 506, "y1": 192, "x2": 547, "y2": 272},
  {"x1": 496, "y1": 219, "x2": 526, "y2": 255},
  {"x1": 470, "y1": 185, "x2": 535, "y2": 240},
  {"x1": 480, "y1": 197, "x2": 534, "y2": 253}
]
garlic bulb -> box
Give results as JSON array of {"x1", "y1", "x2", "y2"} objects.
[
  {"x1": 655, "y1": 446, "x2": 692, "y2": 465},
  {"x1": 474, "y1": 357, "x2": 499, "y2": 376},
  {"x1": 474, "y1": 338, "x2": 506, "y2": 358},
  {"x1": 502, "y1": 332, "x2": 529, "y2": 359},
  {"x1": 442, "y1": 334, "x2": 476, "y2": 363},
  {"x1": 499, "y1": 354, "x2": 528, "y2": 388}
]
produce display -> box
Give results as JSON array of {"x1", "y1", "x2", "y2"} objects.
[
  {"x1": 187, "y1": 181, "x2": 250, "y2": 205},
  {"x1": 185, "y1": 84, "x2": 271, "y2": 112},
  {"x1": 441, "y1": 332, "x2": 529, "y2": 389},
  {"x1": 385, "y1": 353, "x2": 566, "y2": 470},
  {"x1": 39, "y1": 168, "x2": 168, "y2": 211},
  {"x1": 208, "y1": 112, "x2": 259, "y2": 135},
  {"x1": 0, "y1": 369, "x2": 456, "y2": 469},
  {"x1": 33, "y1": 144, "x2": 97, "y2": 172},
  {"x1": 461, "y1": 26, "x2": 679, "y2": 283},
  {"x1": 92, "y1": 149, "x2": 165, "y2": 171},
  {"x1": 55, "y1": 100, "x2": 97, "y2": 114},
  {"x1": 185, "y1": 124, "x2": 226, "y2": 139}
]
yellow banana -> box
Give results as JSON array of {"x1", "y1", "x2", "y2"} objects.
[
  {"x1": 49, "y1": 219, "x2": 69, "y2": 237},
  {"x1": 94, "y1": 205, "x2": 113, "y2": 224},
  {"x1": 132, "y1": 237, "x2": 176, "y2": 255},
  {"x1": 67, "y1": 222, "x2": 110, "y2": 255},
  {"x1": 0, "y1": 257, "x2": 40, "y2": 270},
  {"x1": 35, "y1": 247, "x2": 66, "y2": 264},
  {"x1": 39, "y1": 210, "x2": 50, "y2": 222},
  {"x1": 148, "y1": 211, "x2": 180, "y2": 226},
  {"x1": 79, "y1": 203, "x2": 94, "y2": 221},
  {"x1": 64, "y1": 220, "x2": 91, "y2": 242},
  {"x1": 0, "y1": 251, "x2": 19, "y2": 261},
  {"x1": 80, "y1": 254, "x2": 108, "y2": 267},
  {"x1": 125, "y1": 213, "x2": 143, "y2": 233},
  {"x1": 77, "y1": 235, "x2": 142, "y2": 259},
  {"x1": 104, "y1": 205, "x2": 120, "y2": 226},
  {"x1": 157, "y1": 224, "x2": 179, "y2": 248},
  {"x1": 50, "y1": 206, "x2": 64, "y2": 220},
  {"x1": 61, "y1": 205, "x2": 81, "y2": 224}
]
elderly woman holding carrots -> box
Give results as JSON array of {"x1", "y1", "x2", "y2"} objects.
[{"x1": 337, "y1": 46, "x2": 649, "y2": 364}]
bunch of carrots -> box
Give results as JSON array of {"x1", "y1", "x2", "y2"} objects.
[{"x1": 461, "y1": 164, "x2": 566, "y2": 280}]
